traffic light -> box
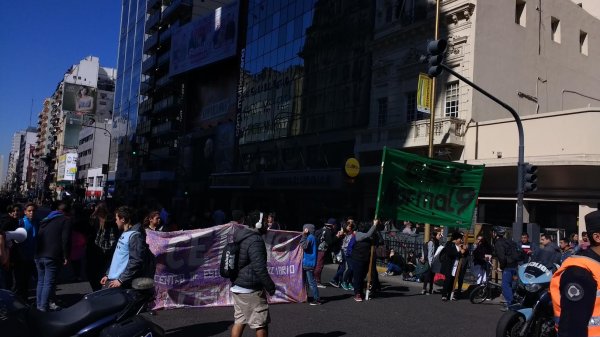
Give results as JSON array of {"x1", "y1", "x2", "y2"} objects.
[
  {"x1": 523, "y1": 163, "x2": 538, "y2": 192},
  {"x1": 420, "y1": 39, "x2": 448, "y2": 78},
  {"x1": 131, "y1": 141, "x2": 139, "y2": 156}
]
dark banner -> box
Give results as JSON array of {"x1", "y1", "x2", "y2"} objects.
[{"x1": 376, "y1": 147, "x2": 485, "y2": 226}]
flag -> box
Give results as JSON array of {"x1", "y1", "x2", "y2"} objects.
[
  {"x1": 417, "y1": 73, "x2": 433, "y2": 114},
  {"x1": 375, "y1": 147, "x2": 485, "y2": 226}
]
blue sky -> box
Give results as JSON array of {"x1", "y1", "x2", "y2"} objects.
[{"x1": 0, "y1": 1, "x2": 121, "y2": 181}]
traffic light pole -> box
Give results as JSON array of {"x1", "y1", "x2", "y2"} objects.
[{"x1": 439, "y1": 64, "x2": 525, "y2": 241}]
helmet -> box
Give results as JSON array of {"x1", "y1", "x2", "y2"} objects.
[{"x1": 493, "y1": 226, "x2": 506, "y2": 235}]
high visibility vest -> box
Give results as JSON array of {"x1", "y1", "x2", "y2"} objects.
[{"x1": 550, "y1": 255, "x2": 600, "y2": 336}]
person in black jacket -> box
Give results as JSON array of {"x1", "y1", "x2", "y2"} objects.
[
  {"x1": 440, "y1": 231, "x2": 467, "y2": 301},
  {"x1": 350, "y1": 219, "x2": 378, "y2": 302},
  {"x1": 493, "y1": 226, "x2": 518, "y2": 310},
  {"x1": 34, "y1": 201, "x2": 72, "y2": 311},
  {"x1": 230, "y1": 211, "x2": 276, "y2": 337}
]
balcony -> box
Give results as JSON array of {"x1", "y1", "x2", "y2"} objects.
[
  {"x1": 146, "y1": 0, "x2": 161, "y2": 13},
  {"x1": 157, "y1": 52, "x2": 170, "y2": 68},
  {"x1": 155, "y1": 74, "x2": 172, "y2": 89},
  {"x1": 143, "y1": 32, "x2": 159, "y2": 54},
  {"x1": 154, "y1": 95, "x2": 175, "y2": 113},
  {"x1": 145, "y1": 11, "x2": 160, "y2": 34},
  {"x1": 355, "y1": 117, "x2": 466, "y2": 153},
  {"x1": 151, "y1": 121, "x2": 179, "y2": 135},
  {"x1": 140, "y1": 79, "x2": 154, "y2": 95},
  {"x1": 159, "y1": 23, "x2": 175, "y2": 45},
  {"x1": 139, "y1": 98, "x2": 154, "y2": 114},
  {"x1": 149, "y1": 146, "x2": 177, "y2": 160},
  {"x1": 142, "y1": 55, "x2": 156, "y2": 74},
  {"x1": 162, "y1": 0, "x2": 192, "y2": 22}
]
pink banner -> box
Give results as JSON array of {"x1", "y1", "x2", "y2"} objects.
[{"x1": 146, "y1": 224, "x2": 306, "y2": 310}]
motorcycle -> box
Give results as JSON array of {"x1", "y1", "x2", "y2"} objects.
[
  {"x1": 0, "y1": 277, "x2": 159, "y2": 337},
  {"x1": 496, "y1": 261, "x2": 556, "y2": 337}
]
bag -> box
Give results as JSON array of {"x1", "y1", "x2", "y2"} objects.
[
  {"x1": 504, "y1": 240, "x2": 522, "y2": 265},
  {"x1": 433, "y1": 272, "x2": 446, "y2": 286},
  {"x1": 220, "y1": 242, "x2": 240, "y2": 279}
]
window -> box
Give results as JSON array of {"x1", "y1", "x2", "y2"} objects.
[
  {"x1": 377, "y1": 97, "x2": 388, "y2": 127},
  {"x1": 515, "y1": 0, "x2": 526, "y2": 27},
  {"x1": 551, "y1": 17, "x2": 561, "y2": 43},
  {"x1": 406, "y1": 91, "x2": 420, "y2": 122},
  {"x1": 445, "y1": 82, "x2": 459, "y2": 117},
  {"x1": 580, "y1": 30, "x2": 588, "y2": 55}
]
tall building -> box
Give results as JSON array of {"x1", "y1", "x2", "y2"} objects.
[
  {"x1": 113, "y1": 0, "x2": 147, "y2": 196},
  {"x1": 32, "y1": 56, "x2": 116, "y2": 201},
  {"x1": 6, "y1": 128, "x2": 37, "y2": 196},
  {"x1": 358, "y1": 0, "x2": 600, "y2": 236}
]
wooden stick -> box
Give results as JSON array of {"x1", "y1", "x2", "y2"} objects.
[{"x1": 365, "y1": 244, "x2": 376, "y2": 301}]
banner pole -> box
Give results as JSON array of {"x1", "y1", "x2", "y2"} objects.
[{"x1": 367, "y1": 147, "x2": 387, "y2": 301}]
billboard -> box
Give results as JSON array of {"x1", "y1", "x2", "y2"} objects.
[
  {"x1": 57, "y1": 153, "x2": 78, "y2": 181},
  {"x1": 96, "y1": 89, "x2": 114, "y2": 121},
  {"x1": 170, "y1": 1, "x2": 239, "y2": 76},
  {"x1": 62, "y1": 83, "x2": 97, "y2": 115}
]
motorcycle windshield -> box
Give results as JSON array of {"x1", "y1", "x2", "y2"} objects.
[{"x1": 518, "y1": 261, "x2": 553, "y2": 284}]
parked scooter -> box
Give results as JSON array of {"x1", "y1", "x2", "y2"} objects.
[
  {"x1": 496, "y1": 261, "x2": 556, "y2": 337},
  {"x1": 0, "y1": 278, "x2": 159, "y2": 337}
]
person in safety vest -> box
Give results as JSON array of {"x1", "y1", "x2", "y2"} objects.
[{"x1": 550, "y1": 210, "x2": 600, "y2": 336}]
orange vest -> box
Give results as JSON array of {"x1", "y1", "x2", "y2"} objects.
[{"x1": 550, "y1": 255, "x2": 600, "y2": 336}]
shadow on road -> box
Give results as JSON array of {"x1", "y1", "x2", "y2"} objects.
[
  {"x1": 295, "y1": 331, "x2": 346, "y2": 337},
  {"x1": 167, "y1": 320, "x2": 232, "y2": 337}
]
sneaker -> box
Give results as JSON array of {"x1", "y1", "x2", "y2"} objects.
[
  {"x1": 48, "y1": 302, "x2": 62, "y2": 311},
  {"x1": 317, "y1": 283, "x2": 326, "y2": 289},
  {"x1": 379, "y1": 272, "x2": 387, "y2": 277},
  {"x1": 441, "y1": 296, "x2": 448, "y2": 301},
  {"x1": 354, "y1": 294, "x2": 363, "y2": 302},
  {"x1": 348, "y1": 284, "x2": 354, "y2": 291},
  {"x1": 340, "y1": 282, "x2": 350, "y2": 290},
  {"x1": 329, "y1": 281, "x2": 340, "y2": 288},
  {"x1": 500, "y1": 305, "x2": 508, "y2": 312},
  {"x1": 310, "y1": 299, "x2": 323, "y2": 306},
  {"x1": 425, "y1": 292, "x2": 431, "y2": 296},
  {"x1": 421, "y1": 290, "x2": 427, "y2": 295}
]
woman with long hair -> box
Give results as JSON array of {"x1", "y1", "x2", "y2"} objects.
[
  {"x1": 86, "y1": 202, "x2": 118, "y2": 291},
  {"x1": 143, "y1": 211, "x2": 163, "y2": 231}
]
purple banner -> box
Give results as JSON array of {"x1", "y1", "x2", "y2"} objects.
[{"x1": 146, "y1": 224, "x2": 306, "y2": 310}]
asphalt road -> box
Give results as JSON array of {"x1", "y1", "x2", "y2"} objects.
[{"x1": 55, "y1": 265, "x2": 506, "y2": 337}]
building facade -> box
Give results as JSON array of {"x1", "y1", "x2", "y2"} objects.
[{"x1": 357, "y1": 0, "x2": 600, "y2": 238}]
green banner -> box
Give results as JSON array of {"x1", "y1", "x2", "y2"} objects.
[{"x1": 375, "y1": 147, "x2": 485, "y2": 226}]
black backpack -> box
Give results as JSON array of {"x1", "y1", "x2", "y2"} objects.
[
  {"x1": 504, "y1": 240, "x2": 522, "y2": 265},
  {"x1": 220, "y1": 242, "x2": 240, "y2": 280}
]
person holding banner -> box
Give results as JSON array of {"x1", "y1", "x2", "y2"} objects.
[
  {"x1": 350, "y1": 220, "x2": 378, "y2": 302},
  {"x1": 300, "y1": 224, "x2": 322, "y2": 305},
  {"x1": 230, "y1": 211, "x2": 276, "y2": 337}
]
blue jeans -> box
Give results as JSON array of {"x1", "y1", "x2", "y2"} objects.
[
  {"x1": 304, "y1": 268, "x2": 319, "y2": 301},
  {"x1": 35, "y1": 257, "x2": 59, "y2": 311},
  {"x1": 386, "y1": 262, "x2": 402, "y2": 274},
  {"x1": 332, "y1": 255, "x2": 346, "y2": 283},
  {"x1": 502, "y1": 268, "x2": 517, "y2": 304}
]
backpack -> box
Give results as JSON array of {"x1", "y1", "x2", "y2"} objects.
[
  {"x1": 504, "y1": 239, "x2": 522, "y2": 265},
  {"x1": 220, "y1": 242, "x2": 240, "y2": 280}
]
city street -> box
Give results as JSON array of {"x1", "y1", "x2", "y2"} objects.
[{"x1": 55, "y1": 265, "x2": 505, "y2": 337}]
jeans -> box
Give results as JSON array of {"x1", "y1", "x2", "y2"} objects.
[
  {"x1": 502, "y1": 268, "x2": 517, "y2": 304},
  {"x1": 343, "y1": 256, "x2": 354, "y2": 284},
  {"x1": 332, "y1": 255, "x2": 346, "y2": 283},
  {"x1": 304, "y1": 268, "x2": 319, "y2": 301},
  {"x1": 472, "y1": 264, "x2": 488, "y2": 285},
  {"x1": 314, "y1": 251, "x2": 326, "y2": 283},
  {"x1": 386, "y1": 262, "x2": 402, "y2": 274},
  {"x1": 35, "y1": 257, "x2": 59, "y2": 311}
]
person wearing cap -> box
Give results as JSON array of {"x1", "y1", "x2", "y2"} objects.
[
  {"x1": 313, "y1": 218, "x2": 337, "y2": 287},
  {"x1": 550, "y1": 210, "x2": 600, "y2": 337},
  {"x1": 493, "y1": 226, "x2": 519, "y2": 311}
]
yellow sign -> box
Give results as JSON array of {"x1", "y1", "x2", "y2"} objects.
[
  {"x1": 344, "y1": 158, "x2": 360, "y2": 178},
  {"x1": 417, "y1": 73, "x2": 433, "y2": 114}
]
